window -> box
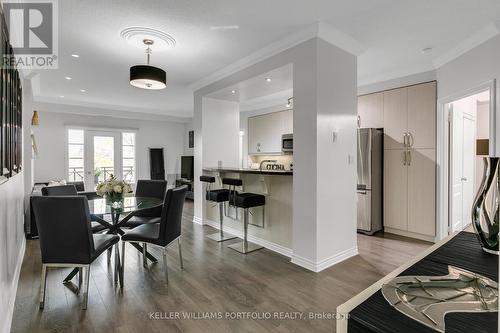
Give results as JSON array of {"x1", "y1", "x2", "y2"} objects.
[
  {"x1": 122, "y1": 132, "x2": 136, "y2": 183},
  {"x1": 67, "y1": 129, "x2": 84, "y2": 182}
]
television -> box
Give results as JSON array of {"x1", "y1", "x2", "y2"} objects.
[{"x1": 181, "y1": 156, "x2": 194, "y2": 180}]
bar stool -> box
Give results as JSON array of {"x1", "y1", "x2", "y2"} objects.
[
  {"x1": 200, "y1": 175, "x2": 237, "y2": 242},
  {"x1": 222, "y1": 177, "x2": 265, "y2": 254}
]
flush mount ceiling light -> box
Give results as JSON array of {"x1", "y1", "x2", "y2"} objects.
[
  {"x1": 265, "y1": 77, "x2": 272, "y2": 82},
  {"x1": 129, "y1": 39, "x2": 167, "y2": 90}
]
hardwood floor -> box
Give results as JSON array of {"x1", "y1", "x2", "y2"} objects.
[{"x1": 12, "y1": 201, "x2": 430, "y2": 333}]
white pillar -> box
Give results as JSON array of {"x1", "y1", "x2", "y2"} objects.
[{"x1": 291, "y1": 38, "x2": 358, "y2": 272}]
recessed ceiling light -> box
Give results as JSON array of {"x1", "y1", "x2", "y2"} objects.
[
  {"x1": 231, "y1": 90, "x2": 236, "y2": 94},
  {"x1": 265, "y1": 77, "x2": 272, "y2": 82},
  {"x1": 71, "y1": 54, "x2": 80, "y2": 58},
  {"x1": 65, "y1": 76, "x2": 72, "y2": 80},
  {"x1": 421, "y1": 47, "x2": 433, "y2": 54},
  {"x1": 59, "y1": 95, "x2": 65, "y2": 98},
  {"x1": 80, "y1": 89, "x2": 86, "y2": 93}
]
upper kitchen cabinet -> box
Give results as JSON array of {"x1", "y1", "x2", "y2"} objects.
[
  {"x1": 408, "y1": 81, "x2": 437, "y2": 149},
  {"x1": 383, "y1": 87, "x2": 408, "y2": 149},
  {"x1": 358, "y1": 92, "x2": 384, "y2": 129},
  {"x1": 248, "y1": 110, "x2": 293, "y2": 155}
]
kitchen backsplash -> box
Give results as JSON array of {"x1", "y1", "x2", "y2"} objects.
[{"x1": 248, "y1": 155, "x2": 294, "y2": 170}]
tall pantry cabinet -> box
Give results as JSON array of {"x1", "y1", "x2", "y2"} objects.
[{"x1": 360, "y1": 81, "x2": 437, "y2": 242}]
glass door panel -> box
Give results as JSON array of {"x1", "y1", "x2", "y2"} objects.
[{"x1": 85, "y1": 131, "x2": 121, "y2": 190}]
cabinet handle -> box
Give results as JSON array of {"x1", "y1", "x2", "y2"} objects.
[
  {"x1": 407, "y1": 150, "x2": 412, "y2": 166},
  {"x1": 403, "y1": 151, "x2": 407, "y2": 166},
  {"x1": 408, "y1": 132, "x2": 415, "y2": 147},
  {"x1": 403, "y1": 133, "x2": 408, "y2": 147}
]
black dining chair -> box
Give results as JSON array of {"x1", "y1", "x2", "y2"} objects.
[
  {"x1": 120, "y1": 186, "x2": 187, "y2": 285},
  {"x1": 41, "y1": 185, "x2": 107, "y2": 233},
  {"x1": 121, "y1": 180, "x2": 167, "y2": 228},
  {"x1": 31, "y1": 196, "x2": 120, "y2": 310}
]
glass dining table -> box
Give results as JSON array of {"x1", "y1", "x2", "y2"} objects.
[{"x1": 63, "y1": 196, "x2": 163, "y2": 286}]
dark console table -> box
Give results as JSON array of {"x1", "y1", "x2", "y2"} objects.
[{"x1": 337, "y1": 231, "x2": 498, "y2": 333}]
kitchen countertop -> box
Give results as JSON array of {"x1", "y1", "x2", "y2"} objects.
[{"x1": 203, "y1": 167, "x2": 293, "y2": 176}]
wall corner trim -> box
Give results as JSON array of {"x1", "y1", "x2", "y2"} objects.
[
  {"x1": 291, "y1": 246, "x2": 359, "y2": 273},
  {"x1": 2, "y1": 238, "x2": 26, "y2": 333}
]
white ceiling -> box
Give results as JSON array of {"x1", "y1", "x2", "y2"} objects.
[{"x1": 31, "y1": 0, "x2": 500, "y2": 118}]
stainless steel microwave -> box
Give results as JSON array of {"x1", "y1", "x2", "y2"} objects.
[{"x1": 282, "y1": 134, "x2": 293, "y2": 153}]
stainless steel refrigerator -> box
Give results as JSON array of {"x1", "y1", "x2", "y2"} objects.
[{"x1": 357, "y1": 128, "x2": 383, "y2": 235}]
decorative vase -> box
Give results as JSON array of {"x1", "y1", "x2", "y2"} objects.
[
  {"x1": 105, "y1": 192, "x2": 123, "y2": 204},
  {"x1": 471, "y1": 157, "x2": 499, "y2": 255}
]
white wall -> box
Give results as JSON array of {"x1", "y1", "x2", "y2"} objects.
[
  {"x1": 32, "y1": 110, "x2": 186, "y2": 186},
  {"x1": 201, "y1": 98, "x2": 240, "y2": 168},
  {"x1": 437, "y1": 35, "x2": 500, "y2": 155},
  {"x1": 1, "y1": 79, "x2": 33, "y2": 333}
]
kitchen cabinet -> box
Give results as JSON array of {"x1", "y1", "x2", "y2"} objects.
[
  {"x1": 383, "y1": 88, "x2": 408, "y2": 149},
  {"x1": 248, "y1": 110, "x2": 293, "y2": 154},
  {"x1": 408, "y1": 82, "x2": 437, "y2": 149},
  {"x1": 383, "y1": 149, "x2": 408, "y2": 231},
  {"x1": 358, "y1": 92, "x2": 384, "y2": 129},
  {"x1": 364, "y1": 81, "x2": 437, "y2": 241},
  {"x1": 407, "y1": 148, "x2": 436, "y2": 237}
]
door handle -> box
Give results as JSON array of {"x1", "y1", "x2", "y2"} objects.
[{"x1": 461, "y1": 177, "x2": 468, "y2": 181}]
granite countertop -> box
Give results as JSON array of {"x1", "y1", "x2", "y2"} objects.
[{"x1": 203, "y1": 167, "x2": 293, "y2": 176}]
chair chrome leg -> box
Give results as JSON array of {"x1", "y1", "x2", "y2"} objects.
[
  {"x1": 207, "y1": 202, "x2": 237, "y2": 242},
  {"x1": 142, "y1": 243, "x2": 147, "y2": 268},
  {"x1": 77, "y1": 267, "x2": 83, "y2": 294},
  {"x1": 178, "y1": 238, "x2": 184, "y2": 269},
  {"x1": 162, "y1": 247, "x2": 169, "y2": 282},
  {"x1": 228, "y1": 208, "x2": 263, "y2": 254},
  {"x1": 120, "y1": 241, "x2": 125, "y2": 288},
  {"x1": 82, "y1": 265, "x2": 90, "y2": 310},
  {"x1": 39, "y1": 264, "x2": 47, "y2": 310}
]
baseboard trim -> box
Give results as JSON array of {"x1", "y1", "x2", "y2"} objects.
[
  {"x1": 384, "y1": 227, "x2": 435, "y2": 243},
  {"x1": 204, "y1": 219, "x2": 293, "y2": 258},
  {"x1": 2, "y1": 237, "x2": 26, "y2": 333},
  {"x1": 291, "y1": 246, "x2": 359, "y2": 273},
  {"x1": 192, "y1": 216, "x2": 204, "y2": 225}
]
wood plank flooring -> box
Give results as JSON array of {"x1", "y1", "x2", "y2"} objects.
[{"x1": 11, "y1": 201, "x2": 430, "y2": 333}]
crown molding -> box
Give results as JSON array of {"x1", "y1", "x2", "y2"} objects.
[
  {"x1": 33, "y1": 100, "x2": 191, "y2": 123},
  {"x1": 33, "y1": 96, "x2": 192, "y2": 122},
  {"x1": 433, "y1": 22, "x2": 499, "y2": 69},
  {"x1": 190, "y1": 22, "x2": 364, "y2": 92}
]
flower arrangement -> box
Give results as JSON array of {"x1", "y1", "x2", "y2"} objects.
[{"x1": 96, "y1": 174, "x2": 132, "y2": 202}]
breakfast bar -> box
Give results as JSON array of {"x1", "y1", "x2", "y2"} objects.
[{"x1": 202, "y1": 167, "x2": 293, "y2": 254}]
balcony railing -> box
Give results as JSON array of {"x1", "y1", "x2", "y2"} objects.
[{"x1": 68, "y1": 166, "x2": 135, "y2": 183}]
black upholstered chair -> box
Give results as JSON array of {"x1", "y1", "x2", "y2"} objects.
[
  {"x1": 31, "y1": 196, "x2": 120, "y2": 310},
  {"x1": 121, "y1": 180, "x2": 167, "y2": 228},
  {"x1": 41, "y1": 185, "x2": 107, "y2": 233},
  {"x1": 68, "y1": 181, "x2": 85, "y2": 192},
  {"x1": 121, "y1": 186, "x2": 187, "y2": 284}
]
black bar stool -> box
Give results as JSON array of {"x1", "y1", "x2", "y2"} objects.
[
  {"x1": 200, "y1": 175, "x2": 237, "y2": 242},
  {"x1": 222, "y1": 177, "x2": 265, "y2": 254}
]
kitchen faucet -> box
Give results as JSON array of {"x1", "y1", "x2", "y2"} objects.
[{"x1": 259, "y1": 159, "x2": 277, "y2": 171}]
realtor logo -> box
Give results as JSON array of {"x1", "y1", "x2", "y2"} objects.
[{"x1": 3, "y1": 0, "x2": 58, "y2": 69}]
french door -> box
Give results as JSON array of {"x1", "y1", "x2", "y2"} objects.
[{"x1": 84, "y1": 130, "x2": 122, "y2": 190}]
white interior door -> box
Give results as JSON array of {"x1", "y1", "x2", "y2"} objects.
[
  {"x1": 461, "y1": 115, "x2": 476, "y2": 227},
  {"x1": 84, "y1": 130, "x2": 122, "y2": 190},
  {"x1": 450, "y1": 105, "x2": 476, "y2": 232}
]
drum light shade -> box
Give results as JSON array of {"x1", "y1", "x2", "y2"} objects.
[{"x1": 130, "y1": 65, "x2": 166, "y2": 90}]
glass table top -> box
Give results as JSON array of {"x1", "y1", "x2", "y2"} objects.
[{"x1": 88, "y1": 196, "x2": 162, "y2": 215}]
